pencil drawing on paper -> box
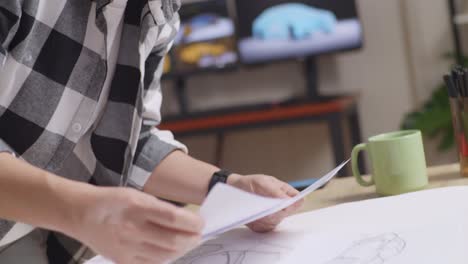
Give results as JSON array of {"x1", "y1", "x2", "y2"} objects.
[
  {"x1": 325, "y1": 233, "x2": 406, "y2": 264},
  {"x1": 173, "y1": 241, "x2": 292, "y2": 264}
]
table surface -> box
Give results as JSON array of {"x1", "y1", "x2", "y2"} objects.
[
  {"x1": 300, "y1": 163, "x2": 468, "y2": 212},
  {"x1": 86, "y1": 164, "x2": 468, "y2": 261},
  {"x1": 188, "y1": 163, "x2": 468, "y2": 214}
]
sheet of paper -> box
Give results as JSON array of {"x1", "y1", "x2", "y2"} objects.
[
  {"x1": 176, "y1": 186, "x2": 468, "y2": 264},
  {"x1": 173, "y1": 228, "x2": 305, "y2": 264},
  {"x1": 279, "y1": 186, "x2": 468, "y2": 264},
  {"x1": 85, "y1": 256, "x2": 109, "y2": 264},
  {"x1": 200, "y1": 159, "x2": 349, "y2": 240},
  {"x1": 87, "y1": 186, "x2": 468, "y2": 264}
]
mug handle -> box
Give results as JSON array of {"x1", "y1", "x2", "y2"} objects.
[{"x1": 351, "y1": 143, "x2": 374, "y2": 187}]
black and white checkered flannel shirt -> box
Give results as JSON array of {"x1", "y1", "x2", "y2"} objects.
[{"x1": 0, "y1": 0, "x2": 187, "y2": 262}]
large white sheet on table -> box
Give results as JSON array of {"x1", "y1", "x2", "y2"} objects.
[
  {"x1": 174, "y1": 186, "x2": 468, "y2": 264},
  {"x1": 86, "y1": 186, "x2": 468, "y2": 263}
]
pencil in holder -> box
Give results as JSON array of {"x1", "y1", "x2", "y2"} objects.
[
  {"x1": 445, "y1": 67, "x2": 468, "y2": 177},
  {"x1": 448, "y1": 98, "x2": 468, "y2": 177}
]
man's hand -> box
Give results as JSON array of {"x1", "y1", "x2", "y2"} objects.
[
  {"x1": 227, "y1": 174, "x2": 304, "y2": 233},
  {"x1": 0, "y1": 152, "x2": 204, "y2": 264},
  {"x1": 72, "y1": 187, "x2": 204, "y2": 264}
]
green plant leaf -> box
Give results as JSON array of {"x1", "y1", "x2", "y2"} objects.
[
  {"x1": 438, "y1": 125, "x2": 455, "y2": 151},
  {"x1": 401, "y1": 85, "x2": 454, "y2": 151},
  {"x1": 400, "y1": 51, "x2": 468, "y2": 152}
]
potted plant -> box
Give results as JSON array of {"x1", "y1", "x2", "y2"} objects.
[{"x1": 401, "y1": 54, "x2": 468, "y2": 151}]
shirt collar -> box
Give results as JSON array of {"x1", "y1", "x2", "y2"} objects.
[
  {"x1": 94, "y1": 0, "x2": 113, "y2": 13},
  {"x1": 159, "y1": 0, "x2": 181, "y2": 21},
  {"x1": 92, "y1": 0, "x2": 180, "y2": 34},
  {"x1": 93, "y1": 0, "x2": 180, "y2": 20}
]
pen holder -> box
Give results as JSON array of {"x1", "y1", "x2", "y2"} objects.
[{"x1": 449, "y1": 98, "x2": 468, "y2": 177}]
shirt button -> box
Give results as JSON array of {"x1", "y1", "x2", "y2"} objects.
[
  {"x1": 72, "y1": 123, "x2": 82, "y2": 133},
  {"x1": 25, "y1": 54, "x2": 33, "y2": 62}
]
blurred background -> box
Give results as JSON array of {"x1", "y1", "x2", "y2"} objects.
[{"x1": 158, "y1": 0, "x2": 464, "y2": 184}]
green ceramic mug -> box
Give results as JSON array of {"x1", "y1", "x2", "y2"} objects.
[{"x1": 351, "y1": 130, "x2": 428, "y2": 196}]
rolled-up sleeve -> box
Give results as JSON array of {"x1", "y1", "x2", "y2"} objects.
[
  {"x1": 0, "y1": 139, "x2": 17, "y2": 157},
  {"x1": 0, "y1": 48, "x2": 6, "y2": 68},
  {"x1": 127, "y1": 15, "x2": 187, "y2": 189},
  {"x1": 0, "y1": 140, "x2": 17, "y2": 241},
  {"x1": 0, "y1": 1, "x2": 21, "y2": 158}
]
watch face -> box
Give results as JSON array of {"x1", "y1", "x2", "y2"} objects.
[
  {"x1": 208, "y1": 170, "x2": 232, "y2": 193},
  {"x1": 216, "y1": 170, "x2": 232, "y2": 181}
]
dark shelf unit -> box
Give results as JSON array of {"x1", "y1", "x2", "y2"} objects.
[
  {"x1": 160, "y1": 56, "x2": 366, "y2": 178},
  {"x1": 162, "y1": 56, "x2": 324, "y2": 116},
  {"x1": 159, "y1": 1, "x2": 367, "y2": 179}
]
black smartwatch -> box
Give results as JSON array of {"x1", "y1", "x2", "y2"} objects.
[{"x1": 207, "y1": 169, "x2": 232, "y2": 194}]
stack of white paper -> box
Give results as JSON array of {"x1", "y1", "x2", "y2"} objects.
[{"x1": 200, "y1": 160, "x2": 348, "y2": 239}]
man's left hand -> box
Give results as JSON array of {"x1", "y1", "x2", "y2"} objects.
[{"x1": 227, "y1": 174, "x2": 304, "y2": 233}]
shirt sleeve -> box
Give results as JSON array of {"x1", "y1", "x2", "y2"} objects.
[
  {"x1": 0, "y1": 139, "x2": 17, "y2": 157},
  {"x1": 0, "y1": 1, "x2": 21, "y2": 156},
  {"x1": 0, "y1": 1, "x2": 22, "y2": 68},
  {"x1": 127, "y1": 14, "x2": 187, "y2": 189}
]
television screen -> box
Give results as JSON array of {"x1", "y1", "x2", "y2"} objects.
[
  {"x1": 232, "y1": 0, "x2": 363, "y2": 64},
  {"x1": 168, "y1": 0, "x2": 238, "y2": 75}
]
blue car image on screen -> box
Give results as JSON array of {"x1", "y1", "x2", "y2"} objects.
[{"x1": 233, "y1": 0, "x2": 363, "y2": 64}]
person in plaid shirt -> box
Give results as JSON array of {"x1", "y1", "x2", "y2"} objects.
[{"x1": 0, "y1": 0, "x2": 304, "y2": 263}]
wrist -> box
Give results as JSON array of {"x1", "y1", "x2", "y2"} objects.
[{"x1": 50, "y1": 175, "x2": 101, "y2": 238}]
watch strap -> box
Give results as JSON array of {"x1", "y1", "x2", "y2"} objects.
[{"x1": 208, "y1": 169, "x2": 232, "y2": 194}]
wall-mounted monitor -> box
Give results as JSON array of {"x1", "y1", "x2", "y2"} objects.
[
  {"x1": 169, "y1": 0, "x2": 238, "y2": 74},
  {"x1": 231, "y1": 0, "x2": 363, "y2": 64}
]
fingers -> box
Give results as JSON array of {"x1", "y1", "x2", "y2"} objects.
[
  {"x1": 132, "y1": 256, "x2": 152, "y2": 264},
  {"x1": 134, "y1": 242, "x2": 178, "y2": 262},
  {"x1": 260, "y1": 176, "x2": 300, "y2": 198},
  {"x1": 284, "y1": 198, "x2": 304, "y2": 213},
  {"x1": 281, "y1": 201, "x2": 300, "y2": 216},
  {"x1": 247, "y1": 220, "x2": 276, "y2": 233},
  {"x1": 91, "y1": 189, "x2": 204, "y2": 264},
  {"x1": 248, "y1": 198, "x2": 304, "y2": 233},
  {"x1": 254, "y1": 176, "x2": 291, "y2": 199},
  {"x1": 293, "y1": 198, "x2": 304, "y2": 209},
  {"x1": 118, "y1": 220, "x2": 200, "y2": 264},
  {"x1": 278, "y1": 198, "x2": 303, "y2": 221},
  {"x1": 280, "y1": 182, "x2": 300, "y2": 197},
  {"x1": 144, "y1": 200, "x2": 204, "y2": 234},
  {"x1": 248, "y1": 206, "x2": 291, "y2": 233},
  {"x1": 249, "y1": 213, "x2": 287, "y2": 233},
  {"x1": 248, "y1": 212, "x2": 284, "y2": 233}
]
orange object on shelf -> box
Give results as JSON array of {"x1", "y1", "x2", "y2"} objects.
[{"x1": 163, "y1": 56, "x2": 171, "y2": 73}]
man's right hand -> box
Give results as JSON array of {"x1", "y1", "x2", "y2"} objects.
[
  {"x1": 0, "y1": 153, "x2": 203, "y2": 263},
  {"x1": 71, "y1": 187, "x2": 204, "y2": 264}
]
